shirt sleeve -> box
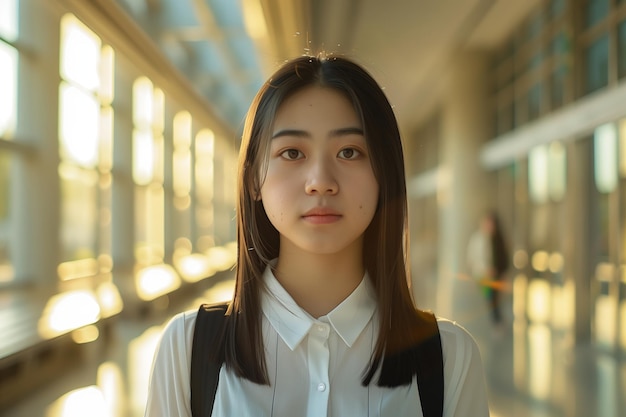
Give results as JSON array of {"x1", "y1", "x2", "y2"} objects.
[
  {"x1": 144, "y1": 310, "x2": 197, "y2": 417},
  {"x1": 438, "y1": 319, "x2": 490, "y2": 417}
]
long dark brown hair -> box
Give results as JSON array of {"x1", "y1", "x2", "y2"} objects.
[{"x1": 223, "y1": 55, "x2": 426, "y2": 386}]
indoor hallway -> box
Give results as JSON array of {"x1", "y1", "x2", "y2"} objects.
[{"x1": 2, "y1": 275, "x2": 624, "y2": 417}]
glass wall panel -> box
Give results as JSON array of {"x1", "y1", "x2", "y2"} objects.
[
  {"x1": 0, "y1": 42, "x2": 17, "y2": 138},
  {"x1": 527, "y1": 12, "x2": 544, "y2": 40},
  {"x1": 550, "y1": 67, "x2": 566, "y2": 108},
  {"x1": 195, "y1": 129, "x2": 215, "y2": 250},
  {"x1": 585, "y1": 0, "x2": 610, "y2": 28},
  {"x1": 594, "y1": 123, "x2": 618, "y2": 194},
  {"x1": 528, "y1": 83, "x2": 542, "y2": 120},
  {"x1": 529, "y1": 145, "x2": 549, "y2": 204},
  {"x1": 618, "y1": 119, "x2": 626, "y2": 179},
  {"x1": 0, "y1": 0, "x2": 17, "y2": 284},
  {"x1": 549, "y1": 0, "x2": 566, "y2": 18},
  {"x1": 58, "y1": 14, "x2": 114, "y2": 281},
  {"x1": 0, "y1": 150, "x2": 12, "y2": 283},
  {"x1": 619, "y1": 20, "x2": 626, "y2": 79},
  {"x1": 0, "y1": 0, "x2": 17, "y2": 41},
  {"x1": 59, "y1": 164, "x2": 98, "y2": 264},
  {"x1": 496, "y1": 101, "x2": 514, "y2": 135},
  {"x1": 618, "y1": 119, "x2": 626, "y2": 264},
  {"x1": 548, "y1": 142, "x2": 566, "y2": 202},
  {"x1": 585, "y1": 35, "x2": 609, "y2": 94},
  {"x1": 132, "y1": 77, "x2": 165, "y2": 267},
  {"x1": 59, "y1": 83, "x2": 99, "y2": 167},
  {"x1": 60, "y1": 15, "x2": 101, "y2": 92}
]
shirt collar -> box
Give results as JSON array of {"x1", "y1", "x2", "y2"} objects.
[{"x1": 261, "y1": 262, "x2": 377, "y2": 351}]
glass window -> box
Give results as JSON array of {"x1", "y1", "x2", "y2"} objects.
[
  {"x1": 58, "y1": 14, "x2": 114, "y2": 280},
  {"x1": 528, "y1": 12, "x2": 543, "y2": 40},
  {"x1": 528, "y1": 51, "x2": 543, "y2": 72},
  {"x1": 0, "y1": 41, "x2": 17, "y2": 139},
  {"x1": 497, "y1": 101, "x2": 515, "y2": 135},
  {"x1": 548, "y1": 142, "x2": 566, "y2": 201},
  {"x1": 585, "y1": 35, "x2": 609, "y2": 94},
  {"x1": 173, "y1": 111, "x2": 192, "y2": 199},
  {"x1": 133, "y1": 77, "x2": 165, "y2": 266},
  {"x1": 549, "y1": 0, "x2": 566, "y2": 19},
  {"x1": 0, "y1": 0, "x2": 17, "y2": 41},
  {"x1": 528, "y1": 83, "x2": 542, "y2": 120},
  {"x1": 59, "y1": 83, "x2": 100, "y2": 167},
  {"x1": 195, "y1": 128, "x2": 215, "y2": 250},
  {"x1": 0, "y1": 0, "x2": 17, "y2": 284},
  {"x1": 619, "y1": 21, "x2": 626, "y2": 79},
  {"x1": 529, "y1": 145, "x2": 549, "y2": 204},
  {"x1": 594, "y1": 123, "x2": 618, "y2": 194},
  {"x1": 0, "y1": 150, "x2": 12, "y2": 283},
  {"x1": 550, "y1": 66, "x2": 567, "y2": 109},
  {"x1": 60, "y1": 15, "x2": 101, "y2": 92},
  {"x1": 585, "y1": 0, "x2": 609, "y2": 28},
  {"x1": 618, "y1": 119, "x2": 626, "y2": 178},
  {"x1": 551, "y1": 32, "x2": 569, "y2": 57},
  {"x1": 58, "y1": 164, "x2": 98, "y2": 265}
]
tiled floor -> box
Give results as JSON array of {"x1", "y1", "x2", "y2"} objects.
[{"x1": 2, "y1": 275, "x2": 624, "y2": 417}]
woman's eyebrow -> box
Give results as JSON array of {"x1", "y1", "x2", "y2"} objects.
[
  {"x1": 271, "y1": 129, "x2": 309, "y2": 139},
  {"x1": 271, "y1": 126, "x2": 364, "y2": 139},
  {"x1": 330, "y1": 127, "x2": 364, "y2": 137}
]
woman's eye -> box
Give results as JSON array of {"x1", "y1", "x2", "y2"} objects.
[
  {"x1": 338, "y1": 148, "x2": 360, "y2": 159},
  {"x1": 280, "y1": 149, "x2": 303, "y2": 160}
]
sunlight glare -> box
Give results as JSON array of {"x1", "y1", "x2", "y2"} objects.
[
  {"x1": 47, "y1": 386, "x2": 109, "y2": 417},
  {"x1": 60, "y1": 14, "x2": 100, "y2": 92},
  {"x1": 133, "y1": 77, "x2": 154, "y2": 128},
  {"x1": 0, "y1": 0, "x2": 17, "y2": 41},
  {"x1": 59, "y1": 83, "x2": 99, "y2": 167},
  {"x1": 528, "y1": 324, "x2": 552, "y2": 400},
  {"x1": 595, "y1": 295, "x2": 617, "y2": 348},
  {"x1": 175, "y1": 252, "x2": 215, "y2": 283},
  {"x1": 594, "y1": 123, "x2": 618, "y2": 193},
  {"x1": 531, "y1": 250, "x2": 549, "y2": 272},
  {"x1": 529, "y1": 145, "x2": 549, "y2": 204},
  {"x1": 0, "y1": 43, "x2": 17, "y2": 138},
  {"x1": 527, "y1": 278, "x2": 551, "y2": 323},
  {"x1": 135, "y1": 264, "x2": 181, "y2": 301},
  {"x1": 548, "y1": 141, "x2": 566, "y2": 201},
  {"x1": 39, "y1": 290, "x2": 101, "y2": 338},
  {"x1": 133, "y1": 129, "x2": 155, "y2": 185},
  {"x1": 128, "y1": 326, "x2": 163, "y2": 415},
  {"x1": 206, "y1": 244, "x2": 236, "y2": 271},
  {"x1": 97, "y1": 362, "x2": 125, "y2": 417},
  {"x1": 97, "y1": 281, "x2": 124, "y2": 318}
]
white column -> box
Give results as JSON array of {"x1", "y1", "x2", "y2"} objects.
[
  {"x1": 437, "y1": 51, "x2": 493, "y2": 319},
  {"x1": 13, "y1": 2, "x2": 62, "y2": 291}
]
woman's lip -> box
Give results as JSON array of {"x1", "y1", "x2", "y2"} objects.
[
  {"x1": 302, "y1": 207, "x2": 340, "y2": 217},
  {"x1": 302, "y1": 214, "x2": 342, "y2": 224}
]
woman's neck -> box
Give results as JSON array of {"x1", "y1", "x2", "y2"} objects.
[{"x1": 273, "y1": 245, "x2": 365, "y2": 318}]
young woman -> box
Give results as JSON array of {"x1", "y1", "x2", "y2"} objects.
[{"x1": 145, "y1": 55, "x2": 489, "y2": 416}]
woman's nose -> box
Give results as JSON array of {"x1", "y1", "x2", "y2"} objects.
[{"x1": 304, "y1": 158, "x2": 338, "y2": 195}]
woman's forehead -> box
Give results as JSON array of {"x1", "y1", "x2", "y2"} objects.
[{"x1": 272, "y1": 87, "x2": 360, "y2": 130}]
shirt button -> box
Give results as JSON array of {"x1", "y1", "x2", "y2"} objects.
[
  {"x1": 317, "y1": 382, "x2": 326, "y2": 392},
  {"x1": 317, "y1": 325, "x2": 325, "y2": 332}
]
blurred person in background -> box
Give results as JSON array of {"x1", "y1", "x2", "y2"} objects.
[{"x1": 466, "y1": 210, "x2": 510, "y2": 327}]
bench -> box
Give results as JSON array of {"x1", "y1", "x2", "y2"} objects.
[{"x1": 0, "y1": 286, "x2": 122, "y2": 409}]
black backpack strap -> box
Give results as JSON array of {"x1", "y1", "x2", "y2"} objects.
[
  {"x1": 191, "y1": 302, "x2": 229, "y2": 417},
  {"x1": 414, "y1": 310, "x2": 444, "y2": 417},
  {"x1": 375, "y1": 310, "x2": 444, "y2": 417}
]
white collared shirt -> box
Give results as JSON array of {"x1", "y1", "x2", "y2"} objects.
[{"x1": 145, "y1": 267, "x2": 490, "y2": 417}]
